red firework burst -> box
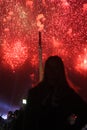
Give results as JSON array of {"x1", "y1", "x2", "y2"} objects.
[{"x1": 2, "y1": 41, "x2": 28, "y2": 71}]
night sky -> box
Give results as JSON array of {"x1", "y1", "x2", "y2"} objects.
[{"x1": 0, "y1": 0, "x2": 87, "y2": 115}]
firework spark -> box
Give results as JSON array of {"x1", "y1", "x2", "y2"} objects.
[
  {"x1": 75, "y1": 47, "x2": 87, "y2": 73},
  {"x1": 0, "y1": 0, "x2": 87, "y2": 85},
  {"x1": 2, "y1": 41, "x2": 28, "y2": 71}
]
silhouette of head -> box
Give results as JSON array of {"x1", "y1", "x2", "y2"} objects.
[
  {"x1": 43, "y1": 56, "x2": 66, "y2": 85},
  {"x1": 7, "y1": 111, "x2": 13, "y2": 119}
]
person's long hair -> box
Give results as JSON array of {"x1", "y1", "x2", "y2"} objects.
[{"x1": 43, "y1": 56, "x2": 68, "y2": 87}]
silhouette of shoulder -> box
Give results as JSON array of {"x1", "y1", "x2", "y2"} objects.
[{"x1": 27, "y1": 81, "x2": 50, "y2": 106}]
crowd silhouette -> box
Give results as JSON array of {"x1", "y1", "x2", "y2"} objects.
[{"x1": 0, "y1": 55, "x2": 87, "y2": 130}]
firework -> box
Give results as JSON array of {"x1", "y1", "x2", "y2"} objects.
[
  {"x1": 0, "y1": 0, "x2": 87, "y2": 80},
  {"x1": 2, "y1": 41, "x2": 28, "y2": 71}
]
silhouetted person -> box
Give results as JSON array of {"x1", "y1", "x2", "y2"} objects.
[
  {"x1": 24, "y1": 56, "x2": 87, "y2": 130},
  {"x1": 0, "y1": 116, "x2": 5, "y2": 130},
  {"x1": 11, "y1": 108, "x2": 25, "y2": 130}
]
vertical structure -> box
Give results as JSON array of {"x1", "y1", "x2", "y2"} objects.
[{"x1": 38, "y1": 31, "x2": 43, "y2": 82}]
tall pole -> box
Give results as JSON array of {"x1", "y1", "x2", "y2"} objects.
[{"x1": 38, "y1": 31, "x2": 43, "y2": 82}]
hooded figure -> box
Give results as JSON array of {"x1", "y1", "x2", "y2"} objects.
[{"x1": 23, "y1": 56, "x2": 87, "y2": 130}]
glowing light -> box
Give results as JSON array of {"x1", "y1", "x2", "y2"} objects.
[
  {"x1": 22, "y1": 99, "x2": 27, "y2": 104},
  {"x1": 61, "y1": 0, "x2": 69, "y2": 8},
  {"x1": 2, "y1": 41, "x2": 28, "y2": 71},
  {"x1": 52, "y1": 37, "x2": 61, "y2": 48},
  {"x1": 0, "y1": 0, "x2": 87, "y2": 90},
  {"x1": 2, "y1": 114, "x2": 7, "y2": 120},
  {"x1": 30, "y1": 55, "x2": 38, "y2": 67},
  {"x1": 26, "y1": 0, "x2": 33, "y2": 9},
  {"x1": 75, "y1": 48, "x2": 87, "y2": 73},
  {"x1": 83, "y1": 3, "x2": 87, "y2": 12},
  {"x1": 67, "y1": 28, "x2": 72, "y2": 37},
  {"x1": 36, "y1": 14, "x2": 46, "y2": 31},
  {"x1": 42, "y1": 0, "x2": 47, "y2": 6}
]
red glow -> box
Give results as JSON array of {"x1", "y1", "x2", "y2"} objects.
[
  {"x1": 61, "y1": 0, "x2": 69, "y2": 8},
  {"x1": 30, "y1": 55, "x2": 38, "y2": 67},
  {"x1": 2, "y1": 41, "x2": 28, "y2": 71},
  {"x1": 83, "y1": 3, "x2": 87, "y2": 12},
  {"x1": 0, "y1": 0, "x2": 87, "y2": 85},
  {"x1": 26, "y1": 0, "x2": 33, "y2": 9},
  {"x1": 75, "y1": 48, "x2": 87, "y2": 73},
  {"x1": 36, "y1": 14, "x2": 46, "y2": 31}
]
